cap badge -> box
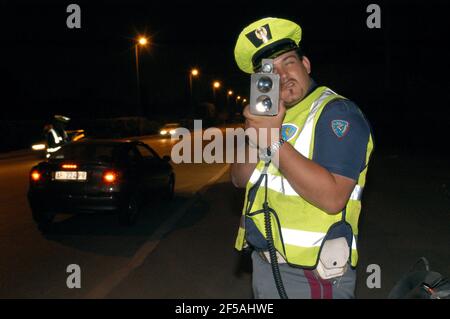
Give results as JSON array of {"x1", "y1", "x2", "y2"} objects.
[
  {"x1": 245, "y1": 24, "x2": 273, "y2": 48},
  {"x1": 255, "y1": 26, "x2": 269, "y2": 43}
]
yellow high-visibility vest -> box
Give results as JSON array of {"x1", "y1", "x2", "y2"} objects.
[{"x1": 235, "y1": 86, "x2": 374, "y2": 268}]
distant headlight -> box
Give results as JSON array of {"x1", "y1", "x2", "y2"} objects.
[
  {"x1": 169, "y1": 129, "x2": 176, "y2": 135},
  {"x1": 32, "y1": 144, "x2": 46, "y2": 151},
  {"x1": 160, "y1": 130, "x2": 167, "y2": 135}
]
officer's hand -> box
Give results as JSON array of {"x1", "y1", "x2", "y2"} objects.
[{"x1": 243, "y1": 101, "x2": 286, "y2": 149}]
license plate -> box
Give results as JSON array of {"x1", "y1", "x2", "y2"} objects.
[{"x1": 55, "y1": 171, "x2": 87, "y2": 181}]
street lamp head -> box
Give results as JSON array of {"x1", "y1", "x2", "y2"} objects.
[
  {"x1": 138, "y1": 37, "x2": 148, "y2": 46},
  {"x1": 213, "y1": 81, "x2": 221, "y2": 89},
  {"x1": 228, "y1": 90, "x2": 233, "y2": 96},
  {"x1": 191, "y1": 69, "x2": 199, "y2": 77},
  {"x1": 237, "y1": 96, "x2": 241, "y2": 100}
]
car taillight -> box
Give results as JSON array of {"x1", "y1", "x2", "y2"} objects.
[
  {"x1": 103, "y1": 171, "x2": 118, "y2": 183},
  {"x1": 31, "y1": 170, "x2": 41, "y2": 182}
]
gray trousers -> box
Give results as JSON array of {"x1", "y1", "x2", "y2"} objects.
[{"x1": 251, "y1": 251, "x2": 356, "y2": 299}]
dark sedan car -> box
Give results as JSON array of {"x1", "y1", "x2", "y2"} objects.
[{"x1": 28, "y1": 139, "x2": 175, "y2": 230}]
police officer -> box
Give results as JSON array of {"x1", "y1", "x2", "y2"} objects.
[
  {"x1": 231, "y1": 17, "x2": 374, "y2": 299},
  {"x1": 46, "y1": 115, "x2": 70, "y2": 157}
]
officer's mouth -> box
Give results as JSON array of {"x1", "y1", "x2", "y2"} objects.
[{"x1": 281, "y1": 80, "x2": 296, "y2": 90}]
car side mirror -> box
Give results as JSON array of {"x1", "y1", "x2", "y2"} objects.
[{"x1": 162, "y1": 155, "x2": 171, "y2": 162}]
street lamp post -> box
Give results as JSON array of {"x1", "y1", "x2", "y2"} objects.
[
  {"x1": 212, "y1": 81, "x2": 221, "y2": 102},
  {"x1": 227, "y1": 90, "x2": 234, "y2": 119},
  {"x1": 189, "y1": 68, "x2": 199, "y2": 96},
  {"x1": 189, "y1": 68, "x2": 199, "y2": 116},
  {"x1": 212, "y1": 81, "x2": 222, "y2": 122},
  {"x1": 135, "y1": 44, "x2": 141, "y2": 113},
  {"x1": 227, "y1": 90, "x2": 234, "y2": 102},
  {"x1": 135, "y1": 36, "x2": 148, "y2": 118}
]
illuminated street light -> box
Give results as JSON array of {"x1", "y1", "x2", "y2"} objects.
[
  {"x1": 138, "y1": 37, "x2": 148, "y2": 45},
  {"x1": 212, "y1": 81, "x2": 221, "y2": 102},
  {"x1": 135, "y1": 36, "x2": 150, "y2": 105},
  {"x1": 189, "y1": 68, "x2": 200, "y2": 114},
  {"x1": 135, "y1": 35, "x2": 149, "y2": 134},
  {"x1": 191, "y1": 68, "x2": 199, "y2": 77},
  {"x1": 243, "y1": 98, "x2": 247, "y2": 103},
  {"x1": 189, "y1": 68, "x2": 200, "y2": 95},
  {"x1": 226, "y1": 90, "x2": 234, "y2": 111}
]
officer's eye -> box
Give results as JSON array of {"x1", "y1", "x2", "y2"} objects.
[{"x1": 284, "y1": 57, "x2": 296, "y2": 66}]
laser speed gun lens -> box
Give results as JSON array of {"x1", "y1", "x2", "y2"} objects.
[
  {"x1": 256, "y1": 95, "x2": 272, "y2": 112},
  {"x1": 257, "y1": 76, "x2": 273, "y2": 93}
]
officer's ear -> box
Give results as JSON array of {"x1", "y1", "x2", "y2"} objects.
[{"x1": 301, "y1": 55, "x2": 311, "y2": 75}]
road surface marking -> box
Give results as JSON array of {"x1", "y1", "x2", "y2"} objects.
[{"x1": 84, "y1": 164, "x2": 230, "y2": 299}]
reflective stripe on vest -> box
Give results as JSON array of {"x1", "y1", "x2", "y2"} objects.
[
  {"x1": 350, "y1": 185, "x2": 363, "y2": 201},
  {"x1": 47, "y1": 146, "x2": 61, "y2": 153},
  {"x1": 47, "y1": 129, "x2": 63, "y2": 153},
  {"x1": 248, "y1": 170, "x2": 364, "y2": 200},
  {"x1": 295, "y1": 88, "x2": 337, "y2": 157},
  {"x1": 281, "y1": 227, "x2": 357, "y2": 250},
  {"x1": 50, "y1": 129, "x2": 63, "y2": 143}
]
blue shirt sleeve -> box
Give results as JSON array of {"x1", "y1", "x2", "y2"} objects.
[{"x1": 312, "y1": 99, "x2": 370, "y2": 181}]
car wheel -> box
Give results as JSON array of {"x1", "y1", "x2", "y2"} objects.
[
  {"x1": 32, "y1": 208, "x2": 55, "y2": 232},
  {"x1": 119, "y1": 195, "x2": 140, "y2": 226},
  {"x1": 163, "y1": 174, "x2": 175, "y2": 200}
]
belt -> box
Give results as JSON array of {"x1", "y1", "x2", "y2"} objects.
[{"x1": 258, "y1": 250, "x2": 287, "y2": 264}]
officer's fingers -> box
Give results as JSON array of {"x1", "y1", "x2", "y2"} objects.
[
  {"x1": 243, "y1": 104, "x2": 259, "y2": 121},
  {"x1": 242, "y1": 104, "x2": 251, "y2": 118},
  {"x1": 279, "y1": 102, "x2": 286, "y2": 114},
  {"x1": 278, "y1": 99, "x2": 286, "y2": 115},
  {"x1": 275, "y1": 102, "x2": 286, "y2": 122}
]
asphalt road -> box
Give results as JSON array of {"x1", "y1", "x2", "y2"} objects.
[
  {"x1": 0, "y1": 133, "x2": 229, "y2": 298},
  {"x1": 0, "y1": 132, "x2": 449, "y2": 299}
]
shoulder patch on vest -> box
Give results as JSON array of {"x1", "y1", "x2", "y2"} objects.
[
  {"x1": 281, "y1": 123, "x2": 299, "y2": 141},
  {"x1": 331, "y1": 120, "x2": 350, "y2": 138}
]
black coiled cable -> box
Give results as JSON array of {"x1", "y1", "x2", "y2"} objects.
[{"x1": 262, "y1": 167, "x2": 288, "y2": 299}]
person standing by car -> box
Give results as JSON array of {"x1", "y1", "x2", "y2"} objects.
[
  {"x1": 46, "y1": 115, "x2": 71, "y2": 157},
  {"x1": 53, "y1": 115, "x2": 70, "y2": 142},
  {"x1": 231, "y1": 17, "x2": 374, "y2": 299}
]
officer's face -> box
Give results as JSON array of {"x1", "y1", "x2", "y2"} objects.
[{"x1": 273, "y1": 51, "x2": 312, "y2": 108}]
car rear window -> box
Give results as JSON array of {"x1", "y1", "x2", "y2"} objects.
[{"x1": 52, "y1": 144, "x2": 124, "y2": 162}]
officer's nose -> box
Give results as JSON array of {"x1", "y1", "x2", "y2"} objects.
[{"x1": 275, "y1": 66, "x2": 289, "y2": 82}]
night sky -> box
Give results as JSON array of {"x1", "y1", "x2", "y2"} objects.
[{"x1": 1, "y1": 0, "x2": 449, "y2": 149}]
